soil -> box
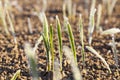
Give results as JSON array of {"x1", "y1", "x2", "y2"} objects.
[{"x1": 0, "y1": 0, "x2": 120, "y2": 80}]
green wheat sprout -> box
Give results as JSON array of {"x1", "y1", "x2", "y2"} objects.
[
  {"x1": 56, "y1": 15, "x2": 63, "y2": 70},
  {"x1": 0, "y1": 1, "x2": 10, "y2": 35},
  {"x1": 88, "y1": 8, "x2": 96, "y2": 45},
  {"x1": 49, "y1": 24, "x2": 54, "y2": 71},
  {"x1": 66, "y1": 22, "x2": 77, "y2": 63},
  {"x1": 96, "y1": 4, "x2": 102, "y2": 32},
  {"x1": 79, "y1": 14, "x2": 85, "y2": 66},
  {"x1": 11, "y1": 70, "x2": 21, "y2": 80},
  {"x1": 39, "y1": 12, "x2": 51, "y2": 71}
]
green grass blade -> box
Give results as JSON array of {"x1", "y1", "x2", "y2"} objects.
[
  {"x1": 42, "y1": 34, "x2": 51, "y2": 71},
  {"x1": 96, "y1": 4, "x2": 102, "y2": 32},
  {"x1": 39, "y1": 12, "x2": 49, "y2": 40},
  {"x1": 49, "y1": 24, "x2": 54, "y2": 71},
  {"x1": 111, "y1": 34, "x2": 118, "y2": 67},
  {"x1": 24, "y1": 43, "x2": 39, "y2": 80},
  {"x1": 79, "y1": 14, "x2": 85, "y2": 65},
  {"x1": 0, "y1": 2, "x2": 10, "y2": 35},
  {"x1": 88, "y1": 8, "x2": 96, "y2": 45},
  {"x1": 39, "y1": 12, "x2": 51, "y2": 71},
  {"x1": 67, "y1": 22, "x2": 77, "y2": 63},
  {"x1": 56, "y1": 15, "x2": 63, "y2": 70},
  {"x1": 11, "y1": 70, "x2": 20, "y2": 80}
]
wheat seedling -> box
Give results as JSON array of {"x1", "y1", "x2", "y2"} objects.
[
  {"x1": 86, "y1": 46, "x2": 111, "y2": 73},
  {"x1": 6, "y1": 10, "x2": 17, "y2": 44},
  {"x1": 49, "y1": 24, "x2": 54, "y2": 71},
  {"x1": 42, "y1": 0, "x2": 47, "y2": 12},
  {"x1": 64, "y1": 0, "x2": 72, "y2": 17},
  {"x1": 66, "y1": 22, "x2": 77, "y2": 63},
  {"x1": 88, "y1": 0, "x2": 96, "y2": 45},
  {"x1": 101, "y1": 28, "x2": 120, "y2": 67},
  {"x1": 63, "y1": 46, "x2": 82, "y2": 80},
  {"x1": 88, "y1": 8, "x2": 96, "y2": 45},
  {"x1": 79, "y1": 14, "x2": 85, "y2": 66},
  {"x1": 25, "y1": 43, "x2": 39, "y2": 80},
  {"x1": 56, "y1": 15, "x2": 63, "y2": 70},
  {"x1": 11, "y1": 70, "x2": 21, "y2": 80},
  {"x1": 96, "y1": 4, "x2": 102, "y2": 32},
  {"x1": 39, "y1": 12, "x2": 51, "y2": 71},
  {"x1": 27, "y1": 17, "x2": 33, "y2": 34},
  {"x1": 0, "y1": 1, "x2": 10, "y2": 35},
  {"x1": 42, "y1": 33, "x2": 51, "y2": 71},
  {"x1": 106, "y1": 0, "x2": 117, "y2": 17}
]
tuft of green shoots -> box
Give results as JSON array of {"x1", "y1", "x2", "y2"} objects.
[
  {"x1": 96, "y1": 4, "x2": 102, "y2": 32},
  {"x1": 56, "y1": 15, "x2": 63, "y2": 70},
  {"x1": 88, "y1": 8, "x2": 96, "y2": 45},
  {"x1": 49, "y1": 24, "x2": 54, "y2": 71},
  {"x1": 79, "y1": 14, "x2": 85, "y2": 66},
  {"x1": 11, "y1": 70, "x2": 20, "y2": 80},
  {"x1": 25, "y1": 43, "x2": 39, "y2": 80},
  {"x1": 66, "y1": 22, "x2": 77, "y2": 63},
  {"x1": 101, "y1": 28, "x2": 120, "y2": 67},
  {"x1": 0, "y1": 1, "x2": 10, "y2": 35},
  {"x1": 39, "y1": 12, "x2": 51, "y2": 71},
  {"x1": 86, "y1": 46, "x2": 111, "y2": 73},
  {"x1": 63, "y1": 46, "x2": 82, "y2": 80}
]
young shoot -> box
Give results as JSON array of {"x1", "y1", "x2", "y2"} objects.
[
  {"x1": 39, "y1": 12, "x2": 51, "y2": 71},
  {"x1": 79, "y1": 14, "x2": 85, "y2": 66},
  {"x1": 42, "y1": 0, "x2": 47, "y2": 12},
  {"x1": 42, "y1": 34, "x2": 51, "y2": 71},
  {"x1": 49, "y1": 24, "x2": 54, "y2": 71},
  {"x1": 107, "y1": 0, "x2": 117, "y2": 16},
  {"x1": 86, "y1": 46, "x2": 111, "y2": 73},
  {"x1": 11, "y1": 70, "x2": 21, "y2": 80},
  {"x1": 88, "y1": 8, "x2": 96, "y2": 45},
  {"x1": 63, "y1": 46, "x2": 82, "y2": 80},
  {"x1": 56, "y1": 15, "x2": 63, "y2": 70},
  {"x1": 66, "y1": 22, "x2": 77, "y2": 63},
  {"x1": 96, "y1": 4, "x2": 102, "y2": 32},
  {"x1": 27, "y1": 17, "x2": 33, "y2": 34},
  {"x1": 24, "y1": 43, "x2": 39, "y2": 80},
  {"x1": 65, "y1": 0, "x2": 72, "y2": 17},
  {"x1": 6, "y1": 10, "x2": 17, "y2": 44},
  {"x1": 0, "y1": 1, "x2": 10, "y2": 35},
  {"x1": 101, "y1": 28, "x2": 120, "y2": 67}
]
